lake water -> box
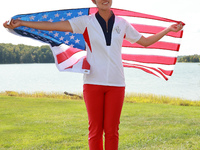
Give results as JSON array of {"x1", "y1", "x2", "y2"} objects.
[{"x1": 0, "y1": 63, "x2": 199, "y2": 101}]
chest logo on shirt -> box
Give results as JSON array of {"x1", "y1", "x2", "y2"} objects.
[{"x1": 115, "y1": 26, "x2": 121, "y2": 34}]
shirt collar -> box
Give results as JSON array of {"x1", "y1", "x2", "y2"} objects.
[
  {"x1": 95, "y1": 11, "x2": 115, "y2": 24},
  {"x1": 95, "y1": 11, "x2": 115, "y2": 46}
]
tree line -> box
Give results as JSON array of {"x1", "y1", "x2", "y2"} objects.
[
  {"x1": 0, "y1": 43, "x2": 199, "y2": 64},
  {"x1": 178, "y1": 55, "x2": 200, "y2": 63},
  {"x1": 0, "y1": 43, "x2": 54, "y2": 64}
]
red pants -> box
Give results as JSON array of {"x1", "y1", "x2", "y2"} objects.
[{"x1": 83, "y1": 84, "x2": 125, "y2": 150}]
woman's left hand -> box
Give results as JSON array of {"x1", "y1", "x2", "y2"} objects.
[{"x1": 168, "y1": 22, "x2": 183, "y2": 32}]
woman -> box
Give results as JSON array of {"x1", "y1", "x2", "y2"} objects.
[{"x1": 3, "y1": 0, "x2": 183, "y2": 149}]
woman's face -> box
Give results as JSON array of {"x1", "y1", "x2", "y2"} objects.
[{"x1": 92, "y1": 0, "x2": 112, "y2": 11}]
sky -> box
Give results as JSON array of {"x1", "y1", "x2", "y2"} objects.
[{"x1": 0, "y1": 0, "x2": 200, "y2": 55}]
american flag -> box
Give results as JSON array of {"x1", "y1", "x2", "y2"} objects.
[{"x1": 9, "y1": 7, "x2": 184, "y2": 80}]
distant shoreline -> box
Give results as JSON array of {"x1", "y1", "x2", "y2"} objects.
[
  {"x1": 1, "y1": 91, "x2": 199, "y2": 106},
  {"x1": 0, "y1": 43, "x2": 200, "y2": 64},
  {"x1": 177, "y1": 55, "x2": 200, "y2": 63}
]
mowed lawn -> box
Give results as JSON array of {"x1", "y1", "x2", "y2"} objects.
[{"x1": 0, "y1": 95, "x2": 200, "y2": 150}]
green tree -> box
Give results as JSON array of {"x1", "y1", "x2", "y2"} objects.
[
  {"x1": 0, "y1": 43, "x2": 53, "y2": 64},
  {"x1": 178, "y1": 54, "x2": 200, "y2": 63}
]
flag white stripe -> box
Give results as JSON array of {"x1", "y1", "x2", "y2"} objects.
[
  {"x1": 50, "y1": 44, "x2": 70, "y2": 55},
  {"x1": 57, "y1": 51, "x2": 86, "y2": 70},
  {"x1": 122, "y1": 60, "x2": 175, "y2": 71},
  {"x1": 122, "y1": 48, "x2": 179, "y2": 58}
]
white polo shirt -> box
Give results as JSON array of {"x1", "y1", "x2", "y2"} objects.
[{"x1": 69, "y1": 12, "x2": 142, "y2": 87}]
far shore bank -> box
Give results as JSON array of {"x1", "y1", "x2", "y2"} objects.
[{"x1": 1, "y1": 91, "x2": 199, "y2": 107}]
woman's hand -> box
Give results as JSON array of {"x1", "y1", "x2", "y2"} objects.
[
  {"x1": 3, "y1": 19, "x2": 22, "y2": 29},
  {"x1": 167, "y1": 22, "x2": 183, "y2": 32}
]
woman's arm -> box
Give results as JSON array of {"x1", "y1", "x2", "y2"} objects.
[
  {"x1": 136, "y1": 23, "x2": 183, "y2": 47},
  {"x1": 3, "y1": 19, "x2": 73, "y2": 33}
]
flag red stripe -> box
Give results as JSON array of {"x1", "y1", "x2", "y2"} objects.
[
  {"x1": 89, "y1": 8, "x2": 183, "y2": 24},
  {"x1": 158, "y1": 68, "x2": 174, "y2": 76},
  {"x1": 123, "y1": 63, "x2": 161, "y2": 78},
  {"x1": 64, "y1": 56, "x2": 86, "y2": 70},
  {"x1": 123, "y1": 40, "x2": 180, "y2": 51},
  {"x1": 132, "y1": 24, "x2": 183, "y2": 38},
  {"x1": 65, "y1": 65, "x2": 73, "y2": 69},
  {"x1": 56, "y1": 47, "x2": 82, "y2": 64},
  {"x1": 123, "y1": 62, "x2": 169, "y2": 80},
  {"x1": 122, "y1": 54, "x2": 177, "y2": 65},
  {"x1": 123, "y1": 62, "x2": 174, "y2": 76}
]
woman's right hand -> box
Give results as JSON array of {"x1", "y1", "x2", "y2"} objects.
[{"x1": 3, "y1": 19, "x2": 22, "y2": 29}]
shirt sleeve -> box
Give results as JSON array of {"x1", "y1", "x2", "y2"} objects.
[
  {"x1": 124, "y1": 20, "x2": 142, "y2": 44},
  {"x1": 68, "y1": 15, "x2": 89, "y2": 34}
]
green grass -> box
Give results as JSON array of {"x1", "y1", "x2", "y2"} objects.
[{"x1": 0, "y1": 93, "x2": 200, "y2": 149}]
